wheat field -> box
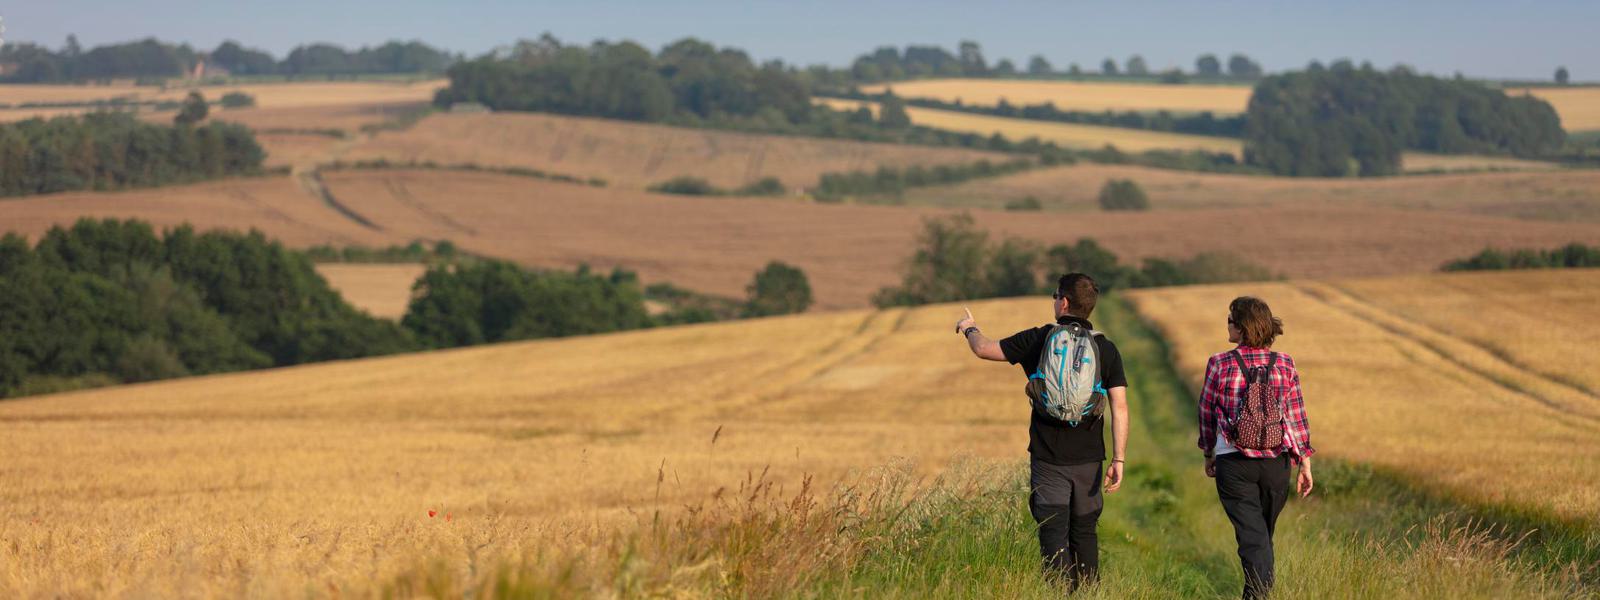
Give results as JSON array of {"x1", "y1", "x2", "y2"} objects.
[
  {"x1": 0, "y1": 296, "x2": 1053, "y2": 597},
  {"x1": 0, "y1": 80, "x2": 443, "y2": 122},
  {"x1": 1510, "y1": 86, "x2": 1600, "y2": 131},
  {"x1": 861, "y1": 79, "x2": 1253, "y2": 114},
  {"x1": 314, "y1": 263, "x2": 428, "y2": 319},
  {"x1": 818, "y1": 98, "x2": 1244, "y2": 156},
  {"x1": 1126, "y1": 269, "x2": 1600, "y2": 520}
]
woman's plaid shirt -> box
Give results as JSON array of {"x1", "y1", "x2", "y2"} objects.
[{"x1": 1198, "y1": 346, "x2": 1315, "y2": 465}]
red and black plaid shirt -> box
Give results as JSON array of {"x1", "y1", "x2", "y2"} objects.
[{"x1": 1197, "y1": 346, "x2": 1315, "y2": 464}]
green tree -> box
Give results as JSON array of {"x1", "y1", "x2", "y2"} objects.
[
  {"x1": 1555, "y1": 66, "x2": 1570, "y2": 85},
  {"x1": 174, "y1": 91, "x2": 208, "y2": 126},
  {"x1": 1228, "y1": 54, "x2": 1263, "y2": 78},
  {"x1": 1098, "y1": 179, "x2": 1149, "y2": 211},
  {"x1": 1126, "y1": 55, "x2": 1149, "y2": 76},
  {"x1": 878, "y1": 93, "x2": 913, "y2": 129},
  {"x1": 1027, "y1": 55, "x2": 1053, "y2": 76},
  {"x1": 986, "y1": 239, "x2": 1039, "y2": 297},
  {"x1": 873, "y1": 214, "x2": 990, "y2": 306},
  {"x1": 993, "y1": 59, "x2": 1017, "y2": 77},
  {"x1": 1196, "y1": 54, "x2": 1222, "y2": 76},
  {"x1": 1101, "y1": 58, "x2": 1118, "y2": 76},
  {"x1": 743, "y1": 261, "x2": 813, "y2": 317}
]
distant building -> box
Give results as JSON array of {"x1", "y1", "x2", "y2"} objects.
[{"x1": 191, "y1": 59, "x2": 231, "y2": 80}]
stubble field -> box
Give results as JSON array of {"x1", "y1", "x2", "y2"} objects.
[{"x1": 341, "y1": 111, "x2": 1010, "y2": 190}]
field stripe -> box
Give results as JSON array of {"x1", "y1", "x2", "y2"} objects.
[{"x1": 1293, "y1": 282, "x2": 1600, "y2": 428}]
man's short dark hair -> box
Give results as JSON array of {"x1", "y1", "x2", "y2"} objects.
[{"x1": 1057, "y1": 273, "x2": 1098, "y2": 318}]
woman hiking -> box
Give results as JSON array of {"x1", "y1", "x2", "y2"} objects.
[{"x1": 1198, "y1": 296, "x2": 1315, "y2": 600}]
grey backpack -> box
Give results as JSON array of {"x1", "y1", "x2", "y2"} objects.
[{"x1": 1024, "y1": 322, "x2": 1107, "y2": 426}]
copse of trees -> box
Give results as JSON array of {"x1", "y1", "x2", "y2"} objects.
[
  {"x1": 1098, "y1": 179, "x2": 1149, "y2": 211},
  {"x1": 743, "y1": 261, "x2": 813, "y2": 317},
  {"x1": 435, "y1": 35, "x2": 813, "y2": 127},
  {"x1": 872, "y1": 215, "x2": 1277, "y2": 307},
  {"x1": 0, "y1": 219, "x2": 416, "y2": 397},
  {"x1": 0, "y1": 37, "x2": 455, "y2": 83},
  {"x1": 813, "y1": 159, "x2": 1034, "y2": 202},
  {"x1": 0, "y1": 112, "x2": 265, "y2": 197},
  {"x1": 1244, "y1": 63, "x2": 1565, "y2": 176},
  {"x1": 401, "y1": 260, "x2": 652, "y2": 348},
  {"x1": 848, "y1": 41, "x2": 990, "y2": 82}
]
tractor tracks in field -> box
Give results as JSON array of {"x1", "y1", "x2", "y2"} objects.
[
  {"x1": 667, "y1": 307, "x2": 913, "y2": 421},
  {"x1": 291, "y1": 132, "x2": 385, "y2": 232},
  {"x1": 1292, "y1": 281, "x2": 1600, "y2": 428}
]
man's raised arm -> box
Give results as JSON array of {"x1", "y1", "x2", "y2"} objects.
[{"x1": 955, "y1": 307, "x2": 1007, "y2": 361}]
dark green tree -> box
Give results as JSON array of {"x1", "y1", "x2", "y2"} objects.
[
  {"x1": 1126, "y1": 55, "x2": 1149, "y2": 76},
  {"x1": 878, "y1": 93, "x2": 913, "y2": 129},
  {"x1": 743, "y1": 261, "x2": 813, "y2": 317},
  {"x1": 1556, "y1": 66, "x2": 1570, "y2": 85},
  {"x1": 174, "y1": 91, "x2": 209, "y2": 126},
  {"x1": 1196, "y1": 54, "x2": 1222, "y2": 76},
  {"x1": 1027, "y1": 55, "x2": 1053, "y2": 76},
  {"x1": 1098, "y1": 179, "x2": 1149, "y2": 211}
]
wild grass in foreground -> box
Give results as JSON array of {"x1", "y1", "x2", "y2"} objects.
[{"x1": 384, "y1": 297, "x2": 1595, "y2": 599}]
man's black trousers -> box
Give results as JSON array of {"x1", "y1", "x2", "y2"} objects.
[
  {"x1": 1028, "y1": 459, "x2": 1103, "y2": 588},
  {"x1": 1215, "y1": 453, "x2": 1291, "y2": 600}
]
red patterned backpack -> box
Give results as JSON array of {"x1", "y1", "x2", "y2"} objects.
[{"x1": 1228, "y1": 350, "x2": 1285, "y2": 450}]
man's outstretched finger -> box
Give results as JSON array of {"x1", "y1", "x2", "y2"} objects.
[{"x1": 964, "y1": 307, "x2": 973, "y2": 321}]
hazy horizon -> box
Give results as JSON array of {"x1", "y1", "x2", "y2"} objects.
[{"x1": 2, "y1": 0, "x2": 1597, "y2": 81}]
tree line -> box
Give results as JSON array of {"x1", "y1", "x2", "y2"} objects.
[
  {"x1": 0, "y1": 36, "x2": 456, "y2": 83},
  {"x1": 1244, "y1": 62, "x2": 1565, "y2": 176},
  {"x1": 840, "y1": 42, "x2": 1266, "y2": 83},
  {"x1": 0, "y1": 219, "x2": 814, "y2": 398},
  {"x1": 1443, "y1": 243, "x2": 1600, "y2": 271},
  {"x1": 0, "y1": 112, "x2": 265, "y2": 197},
  {"x1": 872, "y1": 215, "x2": 1277, "y2": 307}
]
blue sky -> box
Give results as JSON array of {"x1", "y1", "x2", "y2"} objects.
[{"x1": 3, "y1": 0, "x2": 1596, "y2": 80}]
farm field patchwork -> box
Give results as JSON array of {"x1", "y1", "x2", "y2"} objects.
[
  {"x1": 0, "y1": 80, "x2": 442, "y2": 123},
  {"x1": 1126, "y1": 269, "x2": 1600, "y2": 521},
  {"x1": 341, "y1": 111, "x2": 1010, "y2": 190},
  {"x1": 8, "y1": 169, "x2": 1600, "y2": 310}
]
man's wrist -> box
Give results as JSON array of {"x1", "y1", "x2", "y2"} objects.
[{"x1": 961, "y1": 326, "x2": 980, "y2": 337}]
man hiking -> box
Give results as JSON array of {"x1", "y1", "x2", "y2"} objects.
[{"x1": 955, "y1": 273, "x2": 1129, "y2": 591}]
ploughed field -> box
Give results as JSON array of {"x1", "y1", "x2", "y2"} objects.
[
  {"x1": 1127, "y1": 269, "x2": 1600, "y2": 521},
  {"x1": 7, "y1": 168, "x2": 1600, "y2": 311}
]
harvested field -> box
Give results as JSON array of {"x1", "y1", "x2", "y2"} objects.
[
  {"x1": 862, "y1": 78, "x2": 1252, "y2": 114},
  {"x1": 0, "y1": 80, "x2": 441, "y2": 123},
  {"x1": 9, "y1": 169, "x2": 1600, "y2": 310},
  {"x1": 819, "y1": 97, "x2": 1243, "y2": 156},
  {"x1": 1127, "y1": 269, "x2": 1600, "y2": 520},
  {"x1": 256, "y1": 132, "x2": 343, "y2": 169},
  {"x1": 318, "y1": 169, "x2": 1600, "y2": 308},
  {"x1": 0, "y1": 295, "x2": 1046, "y2": 596},
  {"x1": 314, "y1": 263, "x2": 427, "y2": 320},
  {"x1": 904, "y1": 162, "x2": 1600, "y2": 222},
  {"x1": 0, "y1": 175, "x2": 393, "y2": 249},
  {"x1": 341, "y1": 111, "x2": 1010, "y2": 190}
]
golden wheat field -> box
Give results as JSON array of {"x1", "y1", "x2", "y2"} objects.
[
  {"x1": 818, "y1": 97, "x2": 1244, "y2": 156},
  {"x1": 0, "y1": 80, "x2": 442, "y2": 124},
  {"x1": 862, "y1": 79, "x2": 1253, "y2": 114},
  {"x1": 0, "y1": 295, "x2": 1053, "y2": 597},
  {"x1": 1511, "y1": 86, "x2": 1600, "y2": 131},
  {"x1": 902, "y1": 162, "x2": 1600, "y2": 222},
  {"x1": 342, "y1": 111, "x2": 1009, "y2": 190},
  {"x1": 858, "y1": 78, "x2": 1600, "y2": 132},
  {"x1": 1127, "y1": 269, "x2": 1600, "y2": 520},
  {"x1": 313, "y1": 263, "x2": 428, "y2": 319}
]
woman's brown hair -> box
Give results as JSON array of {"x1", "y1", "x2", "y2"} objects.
[{"x1": 1229, "y1": 296, "x2": 1284, "y2": 348}]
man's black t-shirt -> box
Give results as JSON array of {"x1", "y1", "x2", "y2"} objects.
[{"x1": 1000, "y1": 315, "x2": 1127, "y2": 465}]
